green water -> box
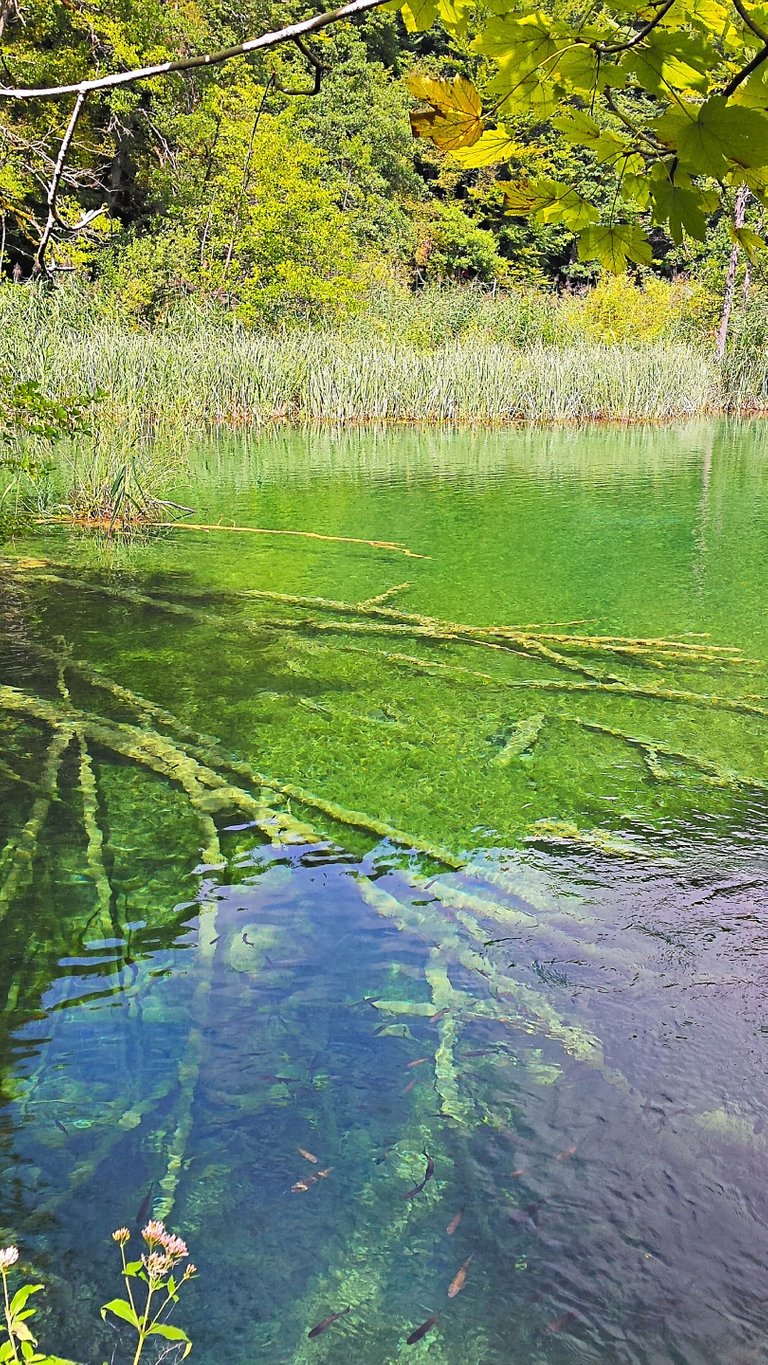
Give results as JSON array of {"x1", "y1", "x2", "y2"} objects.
[{"x1": 1, "y1": 419, "x2": 768, "y2": 1364}]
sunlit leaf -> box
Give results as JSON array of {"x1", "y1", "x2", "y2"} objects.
[
  {"x1": 147, "y1": 1324, "x2": 192, "y2": 1359},
  {"x1": 729, "y1": 224, "x2": 765, "y2": 260},
  {"x1": 577, "y1": 224, "x2": 652, "y2": 273},
  {"x1": 656, "y1": 98, "x2": 768, "y2": 176},
  {"x1": 8, "y1": 1286, "x2": 43, "y2": 1318},
  {"x1": 649, "y1": 173, "x2": 715, "y2": 243},
  {"x1": 398, "y1": 0, "x2": 437, "y2": 33},
  {"x1": 502, "y1": 177, "x2": 600, "y2": 229},
  {"x1": 450, "y1": 127, "x2": 516, "y2": 167},
  {"x1": 100, "y1": 1298, "x2": 140, "y2": 1329},
  {"x1": 406, "y1": 73, "x2": 483, "y2": 150}
]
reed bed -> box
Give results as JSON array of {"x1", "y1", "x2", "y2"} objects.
[{"x1": 2, "y1": 283, "x2": 766, "y2": 430}]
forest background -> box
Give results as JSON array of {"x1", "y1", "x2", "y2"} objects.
[{"x1": 1, "y1": 0, "x2": 762, "y2": 342}]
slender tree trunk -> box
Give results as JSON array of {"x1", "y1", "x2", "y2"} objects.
[{"x1": 716, "y1": 184, "x2": 749, "y2": 359}]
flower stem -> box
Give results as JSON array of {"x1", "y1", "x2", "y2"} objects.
[{"x1": 1, "y1": 1270, "x2": 21, "y2": 1365}]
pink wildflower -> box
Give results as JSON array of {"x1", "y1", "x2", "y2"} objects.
[
  {"x1": 0, "y1": 1247, "x2": 19, "y2": 1273},
  {"x1": 143, "y1": 1251, "x2": 172, "y2": 1280},
  {"x1": 159, "y1": 1232, "x2": 188, "y2": 1262},
  {"x1": 142, "y1": 1220, "x2": 166, "y2": 1246}
]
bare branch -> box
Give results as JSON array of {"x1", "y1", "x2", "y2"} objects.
[
  {"x1": 731, "y1": 0, "x2": 768, "y2": 45},
  {"x1": 597, "y1": 0, "x2": 678, "y2": 56},
  {"x1": 0, "y1": 0, "x2": 391, "y2": 101},
  {"x1": 276, "y1": 37, "x2": 326, "y2": 96},
  {"x1": 35, "y1": 90, "x2": 85, "y2": 266}
]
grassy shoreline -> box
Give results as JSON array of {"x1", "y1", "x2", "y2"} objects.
[{"x1": 2, "y1": 282, "x2": 767, "y2": 436}]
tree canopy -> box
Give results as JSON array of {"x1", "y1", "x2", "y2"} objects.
[{"x1": 0, "y1": 0, "x2": 766, "y2": 280}]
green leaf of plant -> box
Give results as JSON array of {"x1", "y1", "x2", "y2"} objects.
[
  {"x1": 620, "y1": 29, "x2": 711, "y2": 95},
  {"x1": 473, "y1": 12, "x2": 560, "y2": 76},
  {"x1": 577, "y1": 224, "x2": 652, "y2": 272},
  {"x1": 649, "y1": 176, "x2": 711, "y2": 243},
  {"x1": 656, "y1": 98, "x2": 768, "y2": 176},
  {"x1": 101, "y1": 1298, "x2": 140, "y2": 1329},
  {"x1": 147, "y1": 1325, "x2": 192, "y2": 1358},
  {"x1": 729, "y1": 225, "x2": 765, "y2": 261},
  {"x1": 502, "y1": 176, "x2": 600, "y2": 230},
  {"x1": 9, "y1": 1286, "x2": 42, "y2": 1318},
  {"x1": 450, "y1": 127, "x2": 515, "y2": 167}
]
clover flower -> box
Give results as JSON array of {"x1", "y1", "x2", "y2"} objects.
[
  {"x1": 112, "y1": 1228, "x2": 130, "y2": 1245},
  {"x1": 0, "y1": 1247, "x2": 19, "y2": 1272}
]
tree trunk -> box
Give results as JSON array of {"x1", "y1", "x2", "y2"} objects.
[{"x1": 716, "y1": 184, "x2": 749, "y2": 359}]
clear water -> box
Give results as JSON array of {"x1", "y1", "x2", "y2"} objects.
[{"x1": 1, "y1": 420, "x2": 768, "y2": 1363}]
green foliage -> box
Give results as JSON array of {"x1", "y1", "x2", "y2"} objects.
[
  {"x1": 403, "y1": 0, "x2": 768, "y2": 270},
  {"x1": 0, "y1": 1230, "x2": 195, "y2": 1365},
  {"x1": 412, "y1": 200, "x2": 508, "y2": 282}
]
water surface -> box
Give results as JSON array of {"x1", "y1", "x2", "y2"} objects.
[{"x1": 1, "y1": 420, "x2": 768, "y2": 1364}]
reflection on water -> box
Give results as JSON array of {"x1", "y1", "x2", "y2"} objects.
[{"x1": 1, "y1": 419, "x2": 768, "y2": 1363}]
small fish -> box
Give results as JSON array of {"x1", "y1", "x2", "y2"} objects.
[
  {"x1": 446, "y1": 1209, "x2": 463, "y2": 1236},
  {"x1": 256, "y1": 1074, "x2": 295, "y2": 1084},
  {"x1": 463, "y1": 1049, "x2": 497, "y2": 1059},
  {"x1": 447, "y1": 1254, "x2": 473, "y2": 1299},
  {"x1": 406, "y1": 1315, "x2": 438, "y2": 1345},
  {"x1": 555, "y1": 1144, "x2": 577, "y2": 1161},
  {"x1": 402, "y1": 1077, "x2": 419, "y2": 1096},
  {"x1": 546, "y1": 1310, "x2": 574, "y2": 1334},
  {"x1": 307, "y1": 1307, "x2": 350, "y2": 1339},
  {"x1": 242, "y1": 932, "x2": 255, "y2": 946},
  {"x1": 429, "y1": 1008, "x2": 449, "y2": 1023},
  {"x1": 298, "y1": 1147, "x2": 318, "y2": 1164},
  {"x1": 136, "y1": 1186, "x2": 154, "y2": 1226},
  {"x1": 405, "y1": 1057, "x2": 430, "y2": 1070},
  {"x1": 403, "y1": 1152, "x2": 435, "y2": 1200},
  {"x1": 511, "y1": 1168, "x2": 526, "y2": 1178},
  {"x1": 54, "y1": 1118, "x2": 68, "y2": 1136},
  {"x1": 508, "y1": 1204, "x2": 538, "y2": 1228},
  {"x1": 317, "y1": 1167, "x2": 333, "y2": 1178},
  {"x1": 210, "y1": 935, "x2": 220, "y2": 945}
]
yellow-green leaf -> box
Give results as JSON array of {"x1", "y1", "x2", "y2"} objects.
[
  {"x1": 406, "y1": 73, "x2": 483, "y2": 150},
  {"x1": 577, "y1": 224, "x2": 652, "y2": 273},
  {"x1": 450, "y1": 126, "x2": 516, "y2": 167},
  {"x1": 399, "y1": 0, "x2": 438, "y2": 33},
  {"x1": 729, "y1": 224, "x2": 765, "y2": 261}
]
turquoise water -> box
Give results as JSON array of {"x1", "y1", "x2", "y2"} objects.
[{"x1": 1, "y1": 420, "x2": 768, "y2": 1363}]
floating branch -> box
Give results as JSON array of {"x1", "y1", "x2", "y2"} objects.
[{"x1": 36, "y1": 518, "x2": 428, "y2": 558}]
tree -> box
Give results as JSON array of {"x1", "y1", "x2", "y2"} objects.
[
  {"x1": 2, "y1": 0, "x2": 768, "y2": 273},
  {"x1": 403, "y1": 1, "x2": 768, "y2": 272}
]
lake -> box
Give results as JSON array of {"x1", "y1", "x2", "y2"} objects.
[{"x1": 1, "y1": 419, "x2": 768, "y2": 1364}]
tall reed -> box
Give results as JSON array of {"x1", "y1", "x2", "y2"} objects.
[{"x1": 2, "y1": 282, "x2": 765, "y2": 430}]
